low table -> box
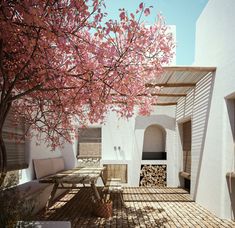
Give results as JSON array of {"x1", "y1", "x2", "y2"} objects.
[{"x1": 39, "y1": 167, "x2": 105, "y2": 209}]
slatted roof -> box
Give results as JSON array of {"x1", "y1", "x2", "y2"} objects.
[{"x1": 146, "y1": 66, "x2": 216, "y2": 106}]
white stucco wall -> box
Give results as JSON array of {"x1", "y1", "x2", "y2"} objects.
[
  {"x1": 99, "y1": 106, "x2": 176, "y2": 187},
  {"x1": 191, "y1": 0, "x2": 235, "y2": 219},
  {"x1": 101, "y1": 111, "x2": 135, "y2": 161}
]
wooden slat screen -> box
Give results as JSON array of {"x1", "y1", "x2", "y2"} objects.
[
  {"x1": 2, "y1": 111, "x2": 28, "y2": 171},
  {"x1": 183, "y1": 120, "x2": 191, "y2": 174},
  {"x1": 77, "y1": 128, "x2": 101, "y2": 158},
  {"x1": 78, "y1": 143, "x2": 101, "y2": 158},
  {"x1": 103, "y1": 164, "x2": 127, "y2": 183}
]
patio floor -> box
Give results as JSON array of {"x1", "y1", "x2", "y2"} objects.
[{"x1": 37, "y1": 187, "x2": 235, "y2": 227}]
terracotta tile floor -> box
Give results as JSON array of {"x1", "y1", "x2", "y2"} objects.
[{"x1": 38, "y1": 187, "x2": 235, "y2": 227}]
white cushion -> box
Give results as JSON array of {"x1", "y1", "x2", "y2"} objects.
[
  {"x1": 51, "y1": 157, "x2": 65, "y2": 173},
  {"x1": 33, "y1": 158, "x2": 54, "y2": 179}
]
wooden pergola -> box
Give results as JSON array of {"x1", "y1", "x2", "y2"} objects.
[{"x1": 146, "y1": 66, "x2": 216, "y2": 106}]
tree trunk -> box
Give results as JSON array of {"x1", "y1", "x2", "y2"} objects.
[
  {"x1": 0, "y1": 131, "x2": 7, "y2": 186},
  {"x1": 0, "y1": 102, "x2": 11, "y2": 187}
]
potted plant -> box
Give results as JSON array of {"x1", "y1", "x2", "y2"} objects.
[{"x1": 92, "y1": 194, "x2": 113, "y2": 218}]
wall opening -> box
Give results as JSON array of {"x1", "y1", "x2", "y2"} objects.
[
  {"x1": 179, "y1": 120, "x2": 192, "y2": 192},
  {"x1": 103, "y1": 164, "x2": 128, "y2": 183},
  {"x1": 142, "y1": 124, "x2": 166, "y2": 160},
  {"x1": 77, "y1": 128, "x2": 101, "y2": 158}
]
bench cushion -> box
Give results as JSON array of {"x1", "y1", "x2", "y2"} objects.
[
  {"x1": 4, "y1": 180, "x2": 67, "y2": 214},
  {"x1": 33, "y1": 157, "x2": 65, "y2": 179},
  {"x1": 3, "y1": 180, "x2": 50, "y2": 198},
  {"x1": 52, "y1": 157, "x2": 65, "y2": 173},
  {"x1": 179, "y1": 171, "x2": 191, "y2": 180},
  {"x1": 34, "y1": 158, "x2": 54, "y2": 179}
]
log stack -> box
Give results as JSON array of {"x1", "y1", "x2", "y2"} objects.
[{"x1": 140, "y1": 165, "x2": 167, "y2": 187}]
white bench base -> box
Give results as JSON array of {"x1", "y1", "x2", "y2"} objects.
[{"x1": 17, "y1": 221, "x2": 71, "y2": 228}]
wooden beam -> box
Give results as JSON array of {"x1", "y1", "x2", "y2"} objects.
[
  {"x1": 112, "y1": 101, "x2": 177, "y2": 106},
  {"x1": 163, "y1": 66, "x2": 217, "y2": 72},
  {"x1": 145, "y1": 83, "x2": 196, "y2": 88},
  {"x1": 111, "y1": 93, "x2": 187, "y2": 97},
  {"x1": 148, "y1": 93, "x2": 186, "y2": 97},
  {"x1": 152, "y1": 102, "x2": 177, "y2": 106}
]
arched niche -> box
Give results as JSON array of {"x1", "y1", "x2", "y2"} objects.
[{"x1": 142, "y1": 124, "x2": 166, "y2": 160}]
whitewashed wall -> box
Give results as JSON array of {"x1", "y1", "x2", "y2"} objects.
[
  {"x1": 97, "y1": 106, "x2": 176, "y2": 186},
  {"x1": 184, "y1": 0, "x2": 235, "y2": 219}
]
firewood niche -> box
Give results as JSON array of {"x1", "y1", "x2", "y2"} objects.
[{"x1": 140, "y1": 165, "x2": 167, "y2": 187}]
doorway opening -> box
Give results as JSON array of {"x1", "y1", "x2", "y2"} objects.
[{"x1": 179, "y1": 120, "x2": 192, "y2": 192}]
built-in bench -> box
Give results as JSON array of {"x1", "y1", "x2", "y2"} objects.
[
  {"x1": 179, "y1": 171, "x2": 191, "y2": 191},
  {"x1": 17, "y1": 221, "x2": 71, "y2": 228},
  {"x1": 103, "y1": 178, "x2": 124, "y2": 205},
  {"x1": 179, "y1": 171, "x2": 191, "y2": 180},
  {"x1": 3, "y1": 157, "x2": 67, "y2": 214}
]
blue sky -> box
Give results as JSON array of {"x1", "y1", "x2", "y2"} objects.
[{"x1": 104, "y1": 0, "x2": 208, "y2": 65}]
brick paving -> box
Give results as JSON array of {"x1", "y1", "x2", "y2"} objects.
[{"x1": 38, "y1": 187, "x2": 235, "y2": 227}]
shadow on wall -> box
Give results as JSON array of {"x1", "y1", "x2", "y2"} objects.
[
  {"x1": 226, "y1": 173, "x2": 235, "y2": 219},
  {"x1": 135, "y1": 115, "x2": 176, "y2": 131},
  {"x1": 226, "y1": 97, "x2": 235, "y2": 143},
  {"x1": 61, "y1": 141, "x2": 77, "y2": 169},
  {"x1": 188, "y1": 73, "x2": 215, "y2": 199}
]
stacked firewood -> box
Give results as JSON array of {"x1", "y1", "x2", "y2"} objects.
[{"x1": 140, "y1": 165, "x2": 167, "y2": 187}]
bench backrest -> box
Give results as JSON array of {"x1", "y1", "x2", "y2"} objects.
[{"x1": 33, "y1": 157, "x2": 65, "y2": 179}]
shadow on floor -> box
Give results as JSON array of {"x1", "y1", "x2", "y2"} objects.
[{"x1": 36, "y1": 187, "x2": 235, "y2": 228}]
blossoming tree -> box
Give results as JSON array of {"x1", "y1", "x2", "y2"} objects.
[{"x1": 0, "y1": 0, "x2": 174, "y2": 185}]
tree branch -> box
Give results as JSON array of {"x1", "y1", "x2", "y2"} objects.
[{"x1": 5, "y1": 28, "x2": 41, "y2": 101}]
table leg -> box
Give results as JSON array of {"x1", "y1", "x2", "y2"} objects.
[
  {"x1": 120, "y1": 191, "x2": 125, "y2": 207},
  {"x1": 100, "y1": 172, "x2": 106, "y2": 186},
  {"x1": 91, "y1": 180, "x2": 101, "y2": 201},
  {"x1": 46, "y1": 183, "x2": 59, "y2": 210}
]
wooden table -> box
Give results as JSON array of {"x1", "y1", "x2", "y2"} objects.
[{"x1": 39, "y1": 167, "x2": 105, "y2": 209}]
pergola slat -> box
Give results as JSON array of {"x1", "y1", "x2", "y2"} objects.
[
  {"x1": 152, "y1": 102, "x2": 178, "y2": 106},
  {"x1": 145, "y1": 83, "x2": 196, "y2": 88},
  {"x1": 111, "y1": 93, "x2": 187, "y2": 97},
  {"x1": 112, "y1": 66, "x2": 216, "y2": 106},
  {"x1": 162, "y1": 66, "x2": 216, "y2": 72}
]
